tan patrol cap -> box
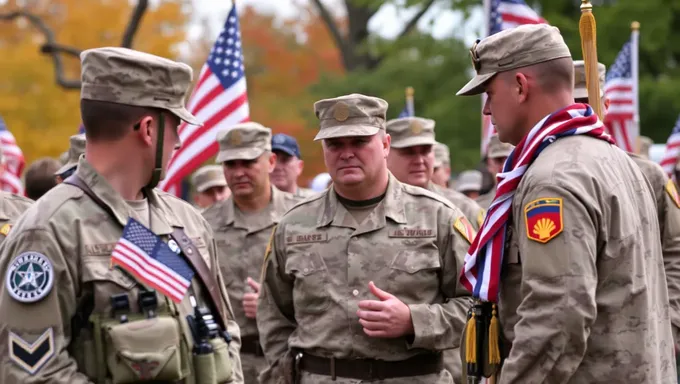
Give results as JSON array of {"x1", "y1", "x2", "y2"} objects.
[
  {"x1": 55, "y1": 134, "x2": 86, "y2": 176},
  {"x1": 386, "y1": 117, "x2": 436, "y2": 148},
  {"x1": 456, "y1": 170, "x2": 483, "y2": 193},
  {"x1": 457, "y1": 24, "x2": 572, "y2": 96},
  {"x1": 313, "y1": 94, "x2": 388, "y2": 141},
  {"x1": 216, "y1": 122, "x2": 272, "y2": 163},
  {"x1": 487, "y1": 134, "x2": 514, "y2": 159},
  {"x1": 191, "y1": 165, "x2": 227, "y2": 193},
  {"x1": 573, "y1": 60, "x2": 606, "y2": 99},
  {"x1": 80, "y1": 47, "x2": 201, "y2": 126},
  {"x1": 433, "y1": 142, "x2": 450, "y2": 168}
]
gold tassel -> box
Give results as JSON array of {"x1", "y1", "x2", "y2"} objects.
[
  {"x1": 488, "y1": 304, "x2": 501, "y2": 365},
  {"x1": 579, "y1": 0, "x2": 603, "y2": 120},
  {"x1": 465, "y1": 311, "x2": 477, "y2": 364}
]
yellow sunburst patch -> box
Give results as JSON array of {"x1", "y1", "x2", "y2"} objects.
[
  {"x1": 454, "y1": 217, "x2": 477, "y2": 244},
  {"x1": 0, "y1": 224, "x2": 11, "y2": 236},
  {"x1": 666, "y1": 180, "x2": 680, "y2": 209},
  {"x1": 524, "y1": 198, "x2": 563, "y2": 243}
]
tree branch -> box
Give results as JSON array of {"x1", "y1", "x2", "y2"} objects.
[
  {"x1": 0, "y1": 10, "x2": 81, "y2": 89},
  {"x1": 311, "y1": 0, "x2": 351, "y2": 68},
  {"x1": 397, "y1": 0, "x2": 437, "y2": 39},
  {"x1": 0, "y1": 0, "x2": 150, "y2": 90}
]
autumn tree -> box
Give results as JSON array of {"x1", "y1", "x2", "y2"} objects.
[{"x1": 0, "y1": 0, "x2": 191, "y2": 164}]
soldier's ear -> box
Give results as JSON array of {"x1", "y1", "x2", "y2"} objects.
[{"x1": 515, "y1": 72, "x2": 529, "y2": 103}]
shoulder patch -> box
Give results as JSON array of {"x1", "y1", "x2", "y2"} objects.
[
  {"x1": 1, "y1": 223, "x2": 11, "y2": 236},
  {"x1": 477, "y1": 209, "x2": 485, "y2": 228},
  {"x1": 453, "y1": 216, "x2": 476, "y2": 244},
  {"x1": 524, "y1": 198, "x2": 563, "y2": 243},
  {"x1": 666, "y1": 180, "x2": 680, "y2": 209},
  {"x1": 5, "y1": 252, "x2": 54, "y2": 303},
  {"x1": 9, "y1": 328, "x2": 55, "y2": 374}
]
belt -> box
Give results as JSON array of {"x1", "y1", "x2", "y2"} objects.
[
  {"x1": 300, "y1": 352, "x2": 443, "y2": 380},
  {"x1": 240, "y1": 335, "x2": 263, "y2": 357}
]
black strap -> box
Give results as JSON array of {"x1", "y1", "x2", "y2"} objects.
[{"x1": 63, "y1": 175, "x2": 228, "y2": 330}]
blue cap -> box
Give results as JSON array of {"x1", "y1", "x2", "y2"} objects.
[{"x1": 271, "y1": 133, "x2": 301, "y2": 159}]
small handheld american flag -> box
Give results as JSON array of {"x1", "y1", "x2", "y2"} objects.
[
  {"x1": 660, "y1": 115, "x2": 680, "y2": 178},
  {"x1": 111, "y1": 218, "x2": 195, "y2": 303}
]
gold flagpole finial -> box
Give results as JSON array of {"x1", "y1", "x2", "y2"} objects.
[
  {"x1": 579, "y1": 0, "x2": 603, "y2": 120},
  {"x1": 631, "y1": 21, "x2": 640, "y2": 30},
  {"x1": 406, "y1": 86, "x2": 414, "y2": 97}
]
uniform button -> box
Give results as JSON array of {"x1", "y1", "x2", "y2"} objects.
[
  {"x1": 303, "y1": 268, "x2": 309, "y2": 273},
  {"x1": 410, "y1": 265, "x2": 416, "y2": 271},
  {"x1": 352, "y1": 289, "x2": 359, "y2": 296}
]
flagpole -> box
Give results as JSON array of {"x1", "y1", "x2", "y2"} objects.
[
  {"x1": 405, "y1": 87, "x2": 415, "y2": 116},
  {"x1": 579, "y1": 0, "x2": 603, "y2": 120},
  {"x1": 631, "y1": 21, "x2": 640, "y2": 152},
  {"x1": 481, "y1": 0, "x2": 491, "y2": 156}
]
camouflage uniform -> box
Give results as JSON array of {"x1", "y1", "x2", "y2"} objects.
[
  {"x1": 0, "y1": 191, "x2": 32, "y2": 245},
  {"x1": 457, "y1": 25, "x2": 675, "y2": 383},
  {"x1": 204, "y1": 123, "x2": 301, "y2": 383},
  {"x1": 0, "y1": 47, "x2": 244, "y2": 383},
  {"x1": 257, "y1": 94, "x2": 475, "y2": 384},
  {"x1": 475, "y1": 135, "x2": 513, "y2": 210},
  {"x1": 55, "y1": 134, "x2": 85, "y2": 178}
]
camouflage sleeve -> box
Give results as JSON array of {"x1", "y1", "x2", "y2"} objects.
[
  {"x1": 0, "y1": 228, "x2": 92, "y2": 383},
  {"x1": 660, "y1": 179, "x2": 680, "y2": 347},
  {"x1": 211, "y1": 237, "x2": 244, "y2": 384},
  {"x1": 499, "y1": 184, "x2": 596, "y2": 384},
  {"x1": 407, "y1": 208, "x2": 473, "y2": 351},
  {"x1": 256, "y1": 224, "x2": 296, "y2": 379}
]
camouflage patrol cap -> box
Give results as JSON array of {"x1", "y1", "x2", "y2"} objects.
[
  {"x1": 216, "y1": 122, "x2": 272, "y2": 163},
  {"x1": 457, "y1": 24, "x2": 572, "y2": 96},
  {"x1": 573, "y1": 60, "x2": 606, "y2": 99},
  {"x1": 386, "y1": 117, "x2": 436, "y2": 148},
  {"x1": 487, "y1": 134, "x2": 514, "y2": 159},
  {"x1": 313, "y1": 94, "x2": 388, "y2": 141},
  {"x1": 55, "y1": 134, "x2": 86, "y2": 176},
  {"x1": 433, "y1": 142, "x2": 450, "y2": 168},
  {"x1": 456, "y1": 170, "x2": 483, "y2": 193},
  {"x1": 80, "y1": 47, "x2": 201, "y2": 126},
  {"x1": 191, "y1": 165, "x2": 227, "y2": 193}
]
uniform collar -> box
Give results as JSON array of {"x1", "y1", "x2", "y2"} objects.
[
  {"x1": 74, "y1": 158, "x2": 181, "y2": 235},
  {"x1": 219, "y1": 186, "x2": 289, "y2": 234},
  {"x1": 317, "y1": 172, "x2": 407, "y2": 230}
]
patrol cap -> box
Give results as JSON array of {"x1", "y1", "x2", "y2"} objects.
[
  {"x1": 80, "y1": 47, "x2": 201, "y2": 126},
  {"x1": 271, "y1": 133, "x2": 302, "y2": 159},
  {"x1": 433, "y1": 142, "x2": 450, "y2": 168},
  {"x1": 573, "y1": 60, "x2": 606, "y2": 99},
  {"x1": 457, "y1": 24, "x2": 572, "y2": 96},
  {"x1": 313, "y1": 93, "x2": 388, "y2": 141},
  {"x1": 386, "y1": 117, "x2": 436, "y2": 149},
  {"x1": 456, "y1": 170, "x2": 483, "y2": 193},
  {"x1": 55, "y1": 134, "x2": 86, "y2": 176},
  {"x1": 638, "y1": 136, "x2": 652, "y2": 158},
  {"x1": 216, "y1": 122, "x2": 272, "y2": 163},
  {"x1": 191, "y1": 165, "x2": 227, "y2": 193},
  {"x1": 487, "y1": 134, "x2": 514, "y2": 159}
]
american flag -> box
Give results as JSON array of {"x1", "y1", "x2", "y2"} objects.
[
  {"x1": 398, "y1": 101, "x2": 414, "y2": 118},
  {"x1": 111, "y1": 218, "x2": 195, "y2": 303},
  {"x1": 0, "y1": 117, "x2": 25, "y2": 195},
  {"x1": 481, "y1": 0, "x2": 546, "y2": 155},
  {"x1": 659, "y1": 115, "x2": 680, "y2": 178},
  {"x1": 159, "y1": 5, "x2": 249, "y2": 196},
  {"x1": 603, "y1": 41, "x2": 637, "y2": 153}
]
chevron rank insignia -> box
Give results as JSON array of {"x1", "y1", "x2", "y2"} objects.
[
  {"x1": 453, "y1": 216, "x2": 476, "y2": 244},
  {"x1": 9, "y1": 328, "x2": 55, "y2": 374},
  {"x1": 0, "y1": 223, "x2": 11, "y2": 236},
  {"x1": 524, "y1": 198, "x2": 563, "y2": 243},
  {"x1": 666, "y1": 180, "x2": 680, "y2": 209}
]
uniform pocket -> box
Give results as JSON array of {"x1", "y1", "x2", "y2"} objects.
[
  {"x1": 104, "y1": 317, "x2": 186, "y2": 384},
  {"x1": 210, "y1": 337, "x2": 233, "y2": 383},
  {"x1": 286, "y1": 252, "x2": 330, "y2": 314},
  {"x1": 389, "y1": 249, "x2": 441, "y2": 301}
]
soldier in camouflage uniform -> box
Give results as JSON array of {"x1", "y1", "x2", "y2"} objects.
[
  {"x1": 386, "y1": 117, "x2": 486, "y2": 231},
  {"x1": 257, "y1": 93, "x2": 475, "y2": 384},
  {"x1": 432, "y1": 142, "x2": 451, "y2": 188},
  {"x1": 0, "y1": 47, "x2": 244, "y2": 383},
  {"x1": 54, "y1": 133, "x2": 86, "y2": 184},
  {"x1": 475, "y1": 134, "x2": 513, "y2": 210},
  {"x1": 270, "y1": 133, "x2": 316, "y2": 199},
  {"x1": 191, "y1": 165, "x2": 231, "y2": 210},
  {"x1": 457, "y1": 24, "x2": 675, "y2": 383},
  {"x1": 574, "y1": 59, "x2": 680, "y2": 363},
  {"x1": 203, "y1": 123, "x2": 301, "y2": 384}
]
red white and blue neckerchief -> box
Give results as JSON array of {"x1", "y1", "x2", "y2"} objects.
[{"x1": 459, "y1": 103, "x2": 614, "y2": 302}]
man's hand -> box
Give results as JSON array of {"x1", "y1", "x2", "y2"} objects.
[
  {"x1": 243, "y1": 277, "x2": 261, "y2": 319},
  {"x1": 357, "y1": 281, "x2": 414, "y2": 338}
]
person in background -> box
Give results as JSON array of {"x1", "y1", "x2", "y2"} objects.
[
  {"x1": 270, "y1": 133, "x2": 316, "y2": 198},
  {"x1": 432, "y1": 141, "x2": 451, "y2": 187},
  {"x1": 475, "y1": 134, "x2": 513, "y2": 209},
  {"x1": 639, "y1": 136, "x2": 653, "y2": 159},
  {"x1": 24, "y1": 157, "x2": 61, "y2": 200},
  {"x1": 54, "y1": 133, "x2": 85, "y2": 184},
  {"x1": 455, "y1": 170, "x2": 482, "y2": 199},
  {"x1": 191, "y1": 164, "x2": 230, "y2": 209}
]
